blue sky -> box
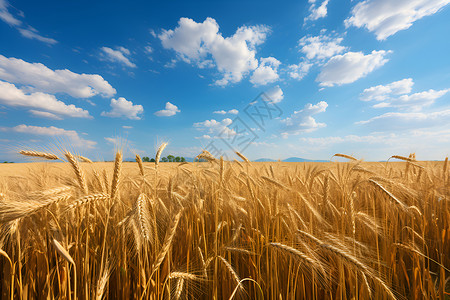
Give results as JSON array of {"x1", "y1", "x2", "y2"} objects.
[{"x1": 1, "y1": 0, "x2": 450, "y2": 161}]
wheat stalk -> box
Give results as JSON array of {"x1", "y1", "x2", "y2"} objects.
[
  {"x1": 155, "y1": 142, "x2": 168, "y2": 169},
  {"x1": 110, "y1": 151, "x2": 122, "y2": 199},
  {"x1": 235, "y1": 151, "x2": 250, "y2": 163},
  {"x1": 19, "y1": 150, "x2": 59, "y2": 160},
  {"x1": 332, "y1": 153, "x2": 357, "y2": 161},
  {"x1": 389, "y1": 155, "x2": 416, "y2": 162},
  {"x1": 136, "y1": 193, "x2": 152, "y2": 242},
  {"x1": 136, "y1": 154, "x2": 145, "y2": 176},
  {"x1": 77, "y1": 155, "x2": 93, "y2": 163},
  {"x1": 151, "y1": 209, "x2": 183, "y2": 273},
  {"x1": 66, "y1": 193, "x2": 109, "y2": 210},
  {"x1": 65, "y1": 152, "x2": 89, "y2": 195}
]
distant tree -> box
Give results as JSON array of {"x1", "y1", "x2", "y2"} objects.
[
  {"x1": 142, "y1": 156, "x2": 150, "y2": 162},
  {"x1": 161, "y1": 157, "x2": 168, "y2": 162},
  {"x1": 150, "y1": 158, "x2": 155, "y2": 162},
  {"x1": 175, "y1": 156, "x2": 180, "y2": 162},
  {"x1": 167, "y1": 155, "x2": 175, "y2": 162},
  {"x1": 180, "y1": 157, "x2": 186, "y2": 162}
]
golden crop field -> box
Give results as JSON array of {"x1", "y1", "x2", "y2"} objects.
[{"x1": 0, "y1": 150, "x2": 449, "y2": 299}]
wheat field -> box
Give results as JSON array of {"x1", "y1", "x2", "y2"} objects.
[{"x1": 0, "y1": 150, "x2": 449, "y2": 299}]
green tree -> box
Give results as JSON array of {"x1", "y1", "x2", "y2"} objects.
[
  {"x1": 175, "y1": 156, "x2": 180, "y2": 162},
  {"x1": 150, "y1": 158, "x2": 155, "y2": 162},
  {"x1": 180, "y1": 157, "x2": 186, "y2": 162},
  {"x1": 142, "y1": 156, "x2": 150, "y2": 162},
  {"x1": 167, "y1": 155, "x2": 175, "y2": 162},
  {"x1": 161, "y1": 157, "x2": 168, "y2": 162}
]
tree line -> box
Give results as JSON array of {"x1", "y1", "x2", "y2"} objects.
[{"x1": 142, "y1": 155, "x2": 186, "y2": 162}]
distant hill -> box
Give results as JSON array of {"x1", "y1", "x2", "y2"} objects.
[
  {"x1": 282, "y1": 157, "x2": 328, "y2": 162},
  {"x1": 255, "y1": 158, "x2": 277, "y2": 162}
]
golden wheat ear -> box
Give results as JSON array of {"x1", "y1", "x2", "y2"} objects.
[
  {"x1": 155, "y1": 142, "x2": 168, "y2": 170},
  {"x1": 19, "y1": 150, "x2": 59, "y2": 160},
  {"x1": 65, "y1": 151, "x2": 89, "y2": 195},
  {"x1": 331, "y1": 153, "x2": 357, "y2": 161},
  {"x1": 235, "y1": 151, "x2": 250, "y2": 163}
]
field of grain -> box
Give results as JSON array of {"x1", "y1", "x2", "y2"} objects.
[{"x1": 0, "y1": 150, "x2": 449, "y2": 299}]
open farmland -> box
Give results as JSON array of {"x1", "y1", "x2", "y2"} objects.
[{"x1": 0, "y1": 153, "x2": 449, "y2": 299}]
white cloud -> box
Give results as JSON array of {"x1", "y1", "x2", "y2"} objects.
[
  {"x1": 317, "y1": 50, "x2": 391, "y2": 87},
  {"x1": 213, "y1": 110, "x2": 227, "y2": 115},
  {"x1": 345, "y1": 0, "x2": 450, "y2": 40},
  {"x1": 288, "y1": 61, "x2": 313, "y2": 80},
  {"x1": 305, "y1": 0, "x2": 330, "y2": 22},
  {"x1": 0, "y1": 80, "x2": 91, "y2": 118},
  {"x1": 18, "y1": 27, "x2": 57, "y2": 45},
  {"x1": 101, "y1": 97, "x2": 144, "y2": 120},
  {"x1": 213, "y1": 109, "x2": 239, "y2": 115},
  {"x1": 5, "y1": 124, "x2": 96, "y2": 148},
  {"x1": 0, "y1": 0, "x2": 21, "y2": 26},
  {"x1": 299, "y1": 35, "x2": 347, "y2": 60},
  {"x1": 383, "y1": 89, "x2": 450, "y2": 110},
  {"x1": 100, "y1": 47, "x2": 136, "y2": 68},
  {"x1": 281, "y1": 101, "x2": 328, "y2": 136},
  {"x1": 159, "y1": 17, "x2": 270, "y2": 86},
  {"x1": 144, "y1": 45, "x2": 153, "y2": 54},
  {"x1": 250, "y1": 57, "x2": 281, "y2": 86},
  {"x1": 361, "y1": 78, "x2": 449, "y2": 111},
  {"x1": 154, "y1": 102, "x2": 180, "y2": 117},
  {"x1": 195, "y1": 134, "x2": 212, "y2": 140},
  {"x1": 122, "y1": 125, "x2": 133, "y2": 129},
  {"x1": 193, "y1": 118, "x2": 236, "y2": 137},
  {"x1": 265, "y1": 85, "x2": 284, "y2": 103},
  {"x1": 356, "y1": 109, "x2": 450, "y2": 130},
  {"x1": 0, "y1": 54, "x2": 116, "y2": 98},
  {"x1": 104, "y1": 137, "x2": 118, "y2": 144},
  {"x1": 0, "y1": 0, "x2": 57, "y2": 44},
  {"x1": 360, "y1": 78, "x2": 413, "y2": 101},
  {"x1": 29, "y1": 110, "x2": 63, "y2": 120}
]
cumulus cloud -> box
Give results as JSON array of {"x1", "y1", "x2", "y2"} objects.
[
  {"x1": 361, "y1": 78, "x2": 449, "y2": 110},
  {"x1": 4, "y1": 124, "x2": 96, "y2": 148},
  {"x1": 381, "y1": 89, "x2": 450, "y2": 110},
  {"x1": 250, "y1": 57, "x2": 281, "y2": 86},
  {"x1": 360, "y1": 78, "x2": 414, "y2": 101},
  {"x1": 100, "y1": 47, "x2": 136, "y2": 68},
  {"x1": 356, "y1": 109, "x2": 450, "y2": 130},
  {"x1": 317, "y1": 50, "x2": 391, "y2": 87},
  {"x1": 345, "y1": 0, "x2": 450, "y2": 40},
  {"x1": 193, "y1": 118, "x2": 236, "y2": 137},
  {"x1": 159, "y1": 17, "x2": 270, "y2": 86},
  {"x1": 0, "y1": 54, "x2": 116, "y2": 98},
  {"x1": 265, "y1": 85, "x2": 284, "y2": 103},
  {"x1": 213, "y1": 109, "x2": 239, "y2": 115},
  {"x1": 281, "y1": 101, "x2": 328, "y2": 136},
  {"x1": 154, "y1": 102, "x2": 180, "y2": 117},
  {"x1": 299, "y1": 35, "x2": 347, "y2": 60},
  {"x1": 0, "y1": 0, "x2": 57, "y2": 44},
  {"x1": 29, "y1": 110, "x2": 63, "y2": 120},
  {"x1": 101, "y1": 97, "x2": 144, "y2": 120},
  {"x1": 288, "y1": 61, "x2": 312, "y2": 80},
  {"x1": 305, "y1": 0, "x2": 330, "y2": 22},
  {"x1": 0, "y1": 80, "x2": 91, "y2": 118}
]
